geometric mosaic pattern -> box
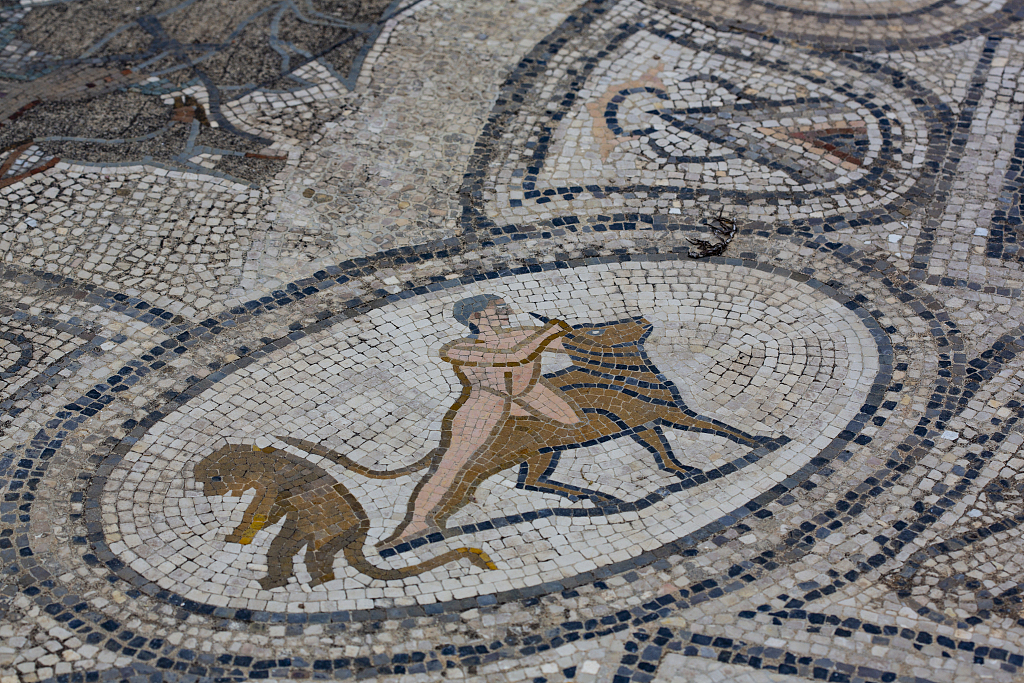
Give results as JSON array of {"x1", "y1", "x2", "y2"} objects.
[{"x1": 4, "y1": 0, "x2": 1024, "y2": 682}]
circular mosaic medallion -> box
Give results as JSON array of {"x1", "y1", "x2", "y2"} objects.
[{"x1": 97, "y1": 259, "x2": 889, "y2": 615}]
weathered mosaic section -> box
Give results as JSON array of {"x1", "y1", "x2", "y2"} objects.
[
  {"x1": 4, "y1": 0, "x2": 1024, "y2": 680},
  {"x1": 471, "y1": 0, "x2": 945, "y2": 233},
  {"x1": 96, "y1": 262, "x2": 881, "y2": 614},
  {"x1": 0, "y1": 0, "x2": 419, "y2": 186}
]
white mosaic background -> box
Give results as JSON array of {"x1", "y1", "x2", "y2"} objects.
[{"x1": 101, "y1": 261, "x2": 879, "y2": 612}]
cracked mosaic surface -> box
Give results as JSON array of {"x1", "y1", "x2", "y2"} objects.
[{"x1": 5, "y1": 0, "x2": 1024, "y2": 682}]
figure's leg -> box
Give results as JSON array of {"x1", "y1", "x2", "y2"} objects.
[
  {"x1": 516, "y1": 379, "x2": 581, "y2": 424},
  {"x1": 656, "y1": 404, "x2": 760, "y2": 446},
  {"x1": 391, "y1": 392, "x2": 507, "y2": 543},
  {"x1": 306, "y1": 528, "x2": 361, "y2": 587},
  {"x1": 259, "y1": 519, "x2": 307, "y2": 590},
  {"x1": 225, "y1": 487, "x2": 274, "y2": 545}
]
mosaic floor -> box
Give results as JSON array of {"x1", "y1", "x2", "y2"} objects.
[{"x1": 5, "y1": 0, "x2": 1024, "y2": 682}]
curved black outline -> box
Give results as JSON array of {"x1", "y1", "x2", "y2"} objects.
[
  {"x1": 457, "y1": 2, "x2": 956, "y2": 241},
  {"x1": 649, "y1": 0, "x2": 1024, "y2": 51},
  {"x1": 68, "y1": 255, "x2": 892, "y2": 624},
  {"x1": 0, "y1": 331, "x2": 33, "y2": 383}
]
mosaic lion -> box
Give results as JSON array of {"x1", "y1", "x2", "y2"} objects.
[{"x1": 193, "y1": 444, "x2": 495, "y2": 589}]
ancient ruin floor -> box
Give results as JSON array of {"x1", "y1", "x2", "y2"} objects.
[{"x1": 3, "y1": 0, "x2": 1024, "y2": 681}]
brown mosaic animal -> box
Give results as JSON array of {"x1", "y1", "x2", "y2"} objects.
[
  {"x1": 285, "y1": 316, "x2": 784, "y2": 548},
  {"x1": 193, "y1": 444, "x2": 495, "y2": 588}
]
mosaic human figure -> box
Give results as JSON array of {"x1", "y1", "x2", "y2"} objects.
[{"x1": 380, "y1": 295, "x2": 584, "y2": 546}]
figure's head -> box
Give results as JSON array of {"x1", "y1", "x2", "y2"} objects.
[{"x1": 452, "y1": 294, "x2": 508, "y2": 334}]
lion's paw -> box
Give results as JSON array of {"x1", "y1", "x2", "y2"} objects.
[{"x1": 258, "y1": 575, "x2": 289, "y2": 590}]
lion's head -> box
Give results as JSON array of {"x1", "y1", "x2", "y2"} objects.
[
  {"x1": 193, "y1": 444, "x2": 283, "y2": 498},
  {"x1": 193, "y1": 444, "x2": 310, "y2": 547}
]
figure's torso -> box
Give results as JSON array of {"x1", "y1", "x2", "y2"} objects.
[{"x1": 450, "y1": 327, "x2": 544, "y2": 396}]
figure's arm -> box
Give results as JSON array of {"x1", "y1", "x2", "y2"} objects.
[
  {"x1": 439, "y1": 340, "x2": 481, "y2": 364},
  {"x1": 504, "y1": 320, "x2": 571, "y2": 362},
  {"x1": 441, "y1": 321, "x2": 570, "y2": 365}
]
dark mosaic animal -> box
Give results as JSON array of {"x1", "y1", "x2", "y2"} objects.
[
  {"x1": 193, "y1": 444, "x2": 495, "y2": 588},
  {"x1": 287, "y1": 317, "x2": 782, "y2": 544}
]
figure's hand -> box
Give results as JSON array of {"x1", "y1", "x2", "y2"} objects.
[
  {"x1": 528, "y1": 312, "x2": 572, "y2": 332},
  {"x1": 546, "y1": 319, "x2": 572, "y2": 334},
  {"x1": 526, "y1": 312, "x2": 571, "y2": 339}
]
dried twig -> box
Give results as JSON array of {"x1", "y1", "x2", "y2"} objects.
[{"x1": 687, "y1": 210, "x2": 737, "y2": 258}]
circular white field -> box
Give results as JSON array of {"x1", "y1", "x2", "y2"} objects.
[{"x1": 102, "y1": 261, "x2": 880, "y2": 612}]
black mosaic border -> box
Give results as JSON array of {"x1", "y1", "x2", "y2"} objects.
[
  {"x1": 0, "y1": 264, "x2": 195, "y2": 329},
  {"x1": 1, "y1": 237, "x2": 1013, "y2": 682},
  {"x1": 457, "y1": 0, "x2": 960, "y2": 245},
  {"x1": 73, "y1": 254, "x2": 892, "y2": 624},
  {"x1": 986, "y1": 110, "x2": 1024, "y2": 261},
  {"x1": 741, "y1": 0, "x2": 955, "y2": 21},
  {"x1": 612, "y1": 616, "x2": 1020, "y2": 683},
  {"x1": 651, "y1": 0, "x2": 1024, "y2": 51},
  {"x1": 615, "y1": 624, "x2": 910, "y2": 683},
  {"x1": 0, "y1": 330, "x2": 32, "y2": 382}
]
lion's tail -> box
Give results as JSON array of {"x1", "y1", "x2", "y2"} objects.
[
  {"x1": 277, "y1": 436, "x2": 436, "y2": 479},
  {"x1": 344, "y1": 544, "x2": 496, "y2": 581}
]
